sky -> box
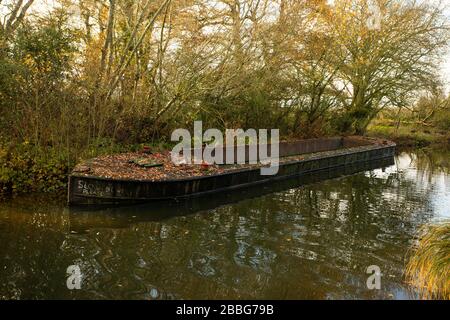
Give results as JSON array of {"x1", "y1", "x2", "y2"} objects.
[{"x1": 443, "y1": 56, "x2": 450, "y2": 91}]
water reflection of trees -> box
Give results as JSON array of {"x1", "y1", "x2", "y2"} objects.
[
  {"x1": 0, "y1": 197, "x2": 71, "y2": 299},
  {"x1": 401, "y1": 148, "x2": 450, "y2": 176},
  {"x1": 0, "y1": 151, "x2": 447, "y2": 299}
]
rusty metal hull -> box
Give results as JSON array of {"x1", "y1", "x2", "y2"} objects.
[{"x1": 68, "y1": 137, "x2": 396, "y2": 206}]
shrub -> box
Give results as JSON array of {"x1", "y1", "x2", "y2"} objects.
[
  {"x1": 0, "y1": 143, "x2": 70, "y2": 196},
  {"x1": 433, "y1": 110, "x2": 450, "y2": 131}
]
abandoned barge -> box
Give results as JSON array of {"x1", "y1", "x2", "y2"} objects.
[{"x1": 68, "y1": 136, "x2": 396, "y2": 206}]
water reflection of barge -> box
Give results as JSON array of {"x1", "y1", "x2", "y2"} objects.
[{"x1": 68, "y1": 136, "x2": 396, "y2": 206}]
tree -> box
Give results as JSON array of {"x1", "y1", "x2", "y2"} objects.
[
  {"x1": 0, "y1": 0, "x2": 35, "y2": 38},
  {"x1": 323, "y1": 0, "x2": 450, "y2": 134}
]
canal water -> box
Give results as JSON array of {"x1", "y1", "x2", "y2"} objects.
[{"x1": 0, "y1": 149, "x2": 448, "y2": 300}]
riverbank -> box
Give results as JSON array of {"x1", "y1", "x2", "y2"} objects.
[
  {"x1": 0, "y1": 141, "x2": 170, "y2": 198},
  {"x1": 367, "y1": 124, "x2": 450, "y2": 148}
]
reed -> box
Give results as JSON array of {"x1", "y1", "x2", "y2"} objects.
[{"x1": 406, "y1": 221, "x2": 450, "y2": 300}]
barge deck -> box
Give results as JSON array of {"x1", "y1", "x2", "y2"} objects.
[{"x1": 68, "y1": 136, "x2": 396, "y2": 206}]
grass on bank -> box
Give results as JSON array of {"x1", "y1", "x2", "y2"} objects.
[
  {"x1": 367, "y1": 123, "x2": 450, "y2": 148},
  {"x1": 406, "y1": 221, "x2": 450, "y2": 300}
]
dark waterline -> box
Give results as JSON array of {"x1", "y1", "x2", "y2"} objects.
[{"x1": 0, "y1": 149, "x2": 449, "y2": 299}]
